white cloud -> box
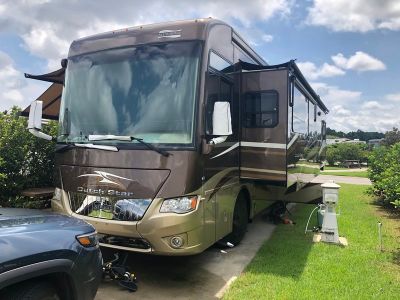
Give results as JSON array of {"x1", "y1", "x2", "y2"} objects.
[
  {"x1": 297, "y1": 61, "x2": 345, "y2": 80},
  {"x1": 0, "y1": 51, "x2": 25, "y2": 106},
  {"x1": 386, "y1": 93, "x2": 400, "y2": 102},
  {"x1": 313, "y1": 82, "x2": 361, "y2": 107},
  {"x1": 331, "y1": 105, "x2": 351, "y2": 117},
  {"x1": 261, "y1": 34, "x2": 274, "y2": 43},
  {"x1": 361, "y1": 101, "x2": 385, "y2": 110},
  {"x1": 306, "y1": 0, "x2": 400, "y2": 32},
  {"x1": 0, "y1": 50, "x2": 47, "y2": 112},
  {"x1": 331, "y1": 52, "x2": 386, "y2": 72},
  {"x1": 298, "y1": 51, "x2": 385, "y2": 81},
  {"x1": 312, "y1": 82, "x2": 398, "y2": 132},
  {"x1": 0, "y1": 0, "x2": 291, "y2": 68}
]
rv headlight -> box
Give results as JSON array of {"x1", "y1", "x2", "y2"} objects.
[
  {"x1": 160, "y1": 196, "x2": 198, "y2": 214},
  {"x1": 53, "y1": 188, "x2": 62, "y2": 202}
]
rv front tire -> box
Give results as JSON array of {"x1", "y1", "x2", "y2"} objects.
[{"x1": 223, "y1": 192, "x2": 248, "y2": 246}]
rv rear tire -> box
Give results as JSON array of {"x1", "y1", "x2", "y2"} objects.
[{"x1": 223, "y1": 193, "x2": 248, "y2": 246}]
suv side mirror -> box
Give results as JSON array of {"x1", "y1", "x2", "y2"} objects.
[
  {"x1": 27, "y1": 100, "x2": 52, "y2": 141},
  {"x1": 212, "y1": 101, "x2": 232, "y2": 136}
]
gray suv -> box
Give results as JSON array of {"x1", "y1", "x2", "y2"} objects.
[{"x1": 0, "y1": 208, "x2": 102, "y2": 299}]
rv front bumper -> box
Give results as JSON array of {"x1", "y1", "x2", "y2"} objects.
[{"x1": 52, "y1": 192, "x2": 207, "y2": 255}]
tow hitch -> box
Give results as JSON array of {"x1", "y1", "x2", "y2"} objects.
[{"x1": 102, "y1": 252, "x2": 138, "y2": 292}]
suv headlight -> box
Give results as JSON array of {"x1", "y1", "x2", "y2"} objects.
[
  {"x1": 160, "y1": 196, "x2": 198, "y2": 214},
  {"x1": 76, "y1": 231, "x2": 99, "y2": 247}
]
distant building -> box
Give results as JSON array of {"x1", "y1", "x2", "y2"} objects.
[
  {"x1": 327, "y1": 138, "x2": 350, "y2": 145},
  {"x1": 368, "y1": 138, "x2": 384, "y2": 148},
  {"x1": 345, "y1": 139, "x2": 366, "y2": 144},
  {"x1": 326, "y1": 138, "x2": 366, "y2": 145}
]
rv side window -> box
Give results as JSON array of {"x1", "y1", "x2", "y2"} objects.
[
  {"x1": 206, "y1": 51, "x2": 234, "y2": 135},
  {"x1": 235, "y1": 47, "x2": 257, "y2": 64},
  {"x1": 244, "y1": 91, "x2": 278, "y2": 128},
  {"x1": 209, "y1": 52, "x2": 231, "y2": 72},
  {"x1": 292, "y1": 87, "x2": 309, "y2": 134}
]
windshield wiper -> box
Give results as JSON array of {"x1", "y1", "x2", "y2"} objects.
[
  {"x1": 88, "y1": 134, "x2": 170, "y2": 157},
  {"x1": 55, "y1": 142, "x2": 118, "y2": 153}
]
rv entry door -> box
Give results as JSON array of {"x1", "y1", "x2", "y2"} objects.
[{"x1": 240, "y1": 67, "x2": 289, "y2": 184}]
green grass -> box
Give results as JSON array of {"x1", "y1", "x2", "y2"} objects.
[
  {"x1": 321, "y1": 171, "x2": 369, "y2": 178},
  {"x1": 224, "y1": 184, "x2": 400, "y2": 300},
  {"x1": 288, "y1": 166, "x2": 320, "y2": 175},
  {"x1": 324, "y1": 166, "x2": 348, "y2": 170}
]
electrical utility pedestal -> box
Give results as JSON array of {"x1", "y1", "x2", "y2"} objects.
[{"x1": 314, "y1": 181, "x2": 348, "y2": 246}]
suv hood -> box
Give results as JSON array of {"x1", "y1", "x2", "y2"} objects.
[{"x1": 0, "y1": 208, "x2": 93, "y2": 234}]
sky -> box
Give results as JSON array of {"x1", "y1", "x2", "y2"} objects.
[{"x1": 0, "y1": 0, "x2": 399, "y2": 132}]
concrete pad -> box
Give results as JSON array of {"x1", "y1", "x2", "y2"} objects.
[
  {"x1": 313, "y1": 233, "x2": 348, "y2": 247},
  {"x1": 312, "y1": 175, "x2": 372, "y2": 185},
  {"x1": 96, "y1": 213, "x2": 276, "y2": 300}
]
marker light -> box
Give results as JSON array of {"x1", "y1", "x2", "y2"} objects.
[
  {"x1": 76, "y1": 232, "x2": 98, "y2": 247},
  {"x1": 170, "y1": 236, "x2": 184, "y2": 248},
  {"x1": 160, "y1": 196, "x2": 198, "y2": 214}
]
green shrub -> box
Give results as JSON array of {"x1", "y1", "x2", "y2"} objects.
[
  {"x1": 326, "y1": 142, "x2": 368, "y2": 166},
  {"x1": 0, "y1": 107, "x2": 57, "y2": 206},
  {"x1": 368, "y1": 143, "x2": 400, "y2": 210}
]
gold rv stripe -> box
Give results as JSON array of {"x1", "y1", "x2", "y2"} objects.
[
  {"x1": 241, "y1": 142, "x2": 286, "y2": 149},
  {"x1": 241, "y1": 167, "x2": 286, "y2": 175},
  {"x1": 211, "y1": 141, "x2": 287, "y2": 159}
]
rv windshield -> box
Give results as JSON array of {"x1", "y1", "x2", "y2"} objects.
[{"x1": 58, "y1": 41, "x2": 201, "y2": 146}]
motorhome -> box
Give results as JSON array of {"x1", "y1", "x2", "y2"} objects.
[{"x1": 24, "y1": 18, "x2": 328, "y2": 255}]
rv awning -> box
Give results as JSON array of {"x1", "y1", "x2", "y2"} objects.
[
  {"x1": 20, "y1": 83, "x2": 63, "y2": 120},
  {"x1": 238, "y1": 60, "x2": 329, "y2": 114},
  {"x1": 21, "y1": 68, "x2": 65, "y2": 120},
  {"x1": 24, "y1": 68, "x2": 65, "y2": 84}
]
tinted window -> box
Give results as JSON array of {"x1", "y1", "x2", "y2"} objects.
[
  {"x1": 244, "y1": 91, "x2": 278, "y2": 128},
  {"x1": 292, "y1": 87, "x2": 308, "y2": 134},
  {"x1": 209, "y1": 51, "x2": 231, "y2": 72},
  {"x1": 59, "y1": 41, "x2": 201, "y2": 145},
  {"x1": 236, "y1": 47, "x2": 256, "y2": 64},
  {"x1": 206, "y1": 76, "x2": 233, "y2": 135}
]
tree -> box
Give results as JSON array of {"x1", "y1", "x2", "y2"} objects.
[
  {"x1": 0, "y1": 107, "x2": 57, "y2": 206},
  {"x1": 327, "y1": 127, "x2": 384, "y2": 141},
  {"x1": 325, "y1": 142, "x2": 368, "y2": 166},
  {"x1": 368, "y1": 143, "x2": 400, "y2": 210},
  {"x1": 382, "y1": 127, "x2": 400, "y2": 146}
]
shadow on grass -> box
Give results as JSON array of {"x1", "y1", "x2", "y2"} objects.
[{"x1": 244, "y1": 204, "x2": 316, "y2": 280}]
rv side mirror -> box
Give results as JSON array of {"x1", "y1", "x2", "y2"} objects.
[
  {"x1": 61, "y1": 58, "x2": 68, "y2": 68},
  {"x1": 27, "y1": 100, "x2": 52, "y2": 141},
  {"x1": 212, "y1": 101, "x2": 232, "y2": 136}
]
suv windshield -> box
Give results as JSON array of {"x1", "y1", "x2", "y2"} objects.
[{"x1": 58, "y1": 41, "x2": 202, "y2": 146}]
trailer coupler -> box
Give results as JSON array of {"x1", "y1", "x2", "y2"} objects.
[{"x1": 102, "y1": 252, "x2": 138, "y2": 292}]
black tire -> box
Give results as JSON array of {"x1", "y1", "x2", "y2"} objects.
[
  {"x1": 2, "y1": 280, "x2": 60, "y2": 300},
  {"x1": 223, "y1": 193, "x2": 249, "y2": 246}
]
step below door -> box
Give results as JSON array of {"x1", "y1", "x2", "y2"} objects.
[{"x1": 240, "y1": 68, "x2": 288, "y2": 183}]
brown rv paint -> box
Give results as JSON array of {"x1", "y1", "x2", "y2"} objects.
[{"x1": 44, "y1": 18, "x2": 329, "y2": 255}]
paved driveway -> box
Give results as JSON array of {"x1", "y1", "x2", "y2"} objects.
[
  {"x1": 96, "y1": 213, "x2": 276, "y2": 300},
  {"x1": 95, "y1": 176, "x2": 369, "y2": 299},
  {"x1": 312, "y1": 174, "x2": 372, "y2": 185}
]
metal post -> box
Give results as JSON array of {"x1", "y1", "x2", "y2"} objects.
[{"x1": 378, "y1": 222, "x2": 383, "y2": 251}]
